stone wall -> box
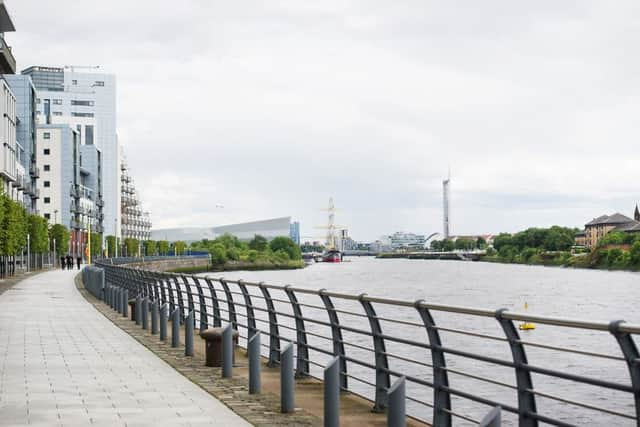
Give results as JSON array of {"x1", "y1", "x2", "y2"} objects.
[{"x1": 128, "y1": 257, "x2": 209, "y2": 272}]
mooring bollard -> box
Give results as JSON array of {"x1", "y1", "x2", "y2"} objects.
[
  {"x1": 185, "y1": 311, "x2": 194, "y2": 356},
  {"x1": 171, "y1": 308, "x2": 180, "y2": 348},
  {"x1": 248, "y1": 333, "x2": 261, "y2": 394},
  {"x1": 135, "y1": 296, "x2": 141, "y2": 325},
  {"x1": 151, "y1": 301, "x2": 159, "y2": 335},
  {"x1": 142, "y1": 298, "x2": 149, "y2": 330},
  {"x1": 281, "y1": 343, "x2": 295, "y2": 413},
  {"x1": 324, "y1": 357, "x2": 340, "y2": 427},
  {"x1": 479, "y1": 406, "x2": 501, "y2": 427},
  {"x1": 387, "y1": 377, "x2": 406, "y2": 427},
  {"x1": 160, "y1": 303, "x2": 168, "y2": 341},
  {"x1": 222, "y1": 323, "x2": 233, "y2": 378},
  {"x1": 122, "y1": 289, "x2": 129, "y2": 318}
]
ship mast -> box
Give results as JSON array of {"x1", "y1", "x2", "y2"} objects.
[{"x1": 326, "y1": 197, "x2": 337, "y2": 250}]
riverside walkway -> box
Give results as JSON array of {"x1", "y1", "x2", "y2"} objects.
[{"x1": 0, "y1": 269, "x2": 251, "y2": 426}]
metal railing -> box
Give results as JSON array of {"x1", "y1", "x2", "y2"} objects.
[{"x1": 94, "y1": 259, "x2": 640, "y2": 426}]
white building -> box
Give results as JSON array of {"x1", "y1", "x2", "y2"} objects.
[
  {"x1": 151, "y1": 217, "x2": 295, "y2": 243},
  {"x1": 22, "y1": 66, "x2": 120, "y2": 236},
  {"x1": 0, "y1": 77, "x2": 17, "y2": 198}
]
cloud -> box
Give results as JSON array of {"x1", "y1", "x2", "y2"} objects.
[{"x1": 10, "y1": 1, "x2": 640, "y2": 240}]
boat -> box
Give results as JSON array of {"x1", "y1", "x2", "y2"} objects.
[
  {"x1": 322, "y1": 249, "x2": 342, "y2": 263},
  {"x1": 302, "y1": 253, "x2": 315, "y2": 266},
  {"x1": 518, "y1": 301, "x2": 536, "y2": 330}
]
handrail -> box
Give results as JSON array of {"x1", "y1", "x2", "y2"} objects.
[{"x1": 94, "y1": 258, "x2": 640, "y2": 427}]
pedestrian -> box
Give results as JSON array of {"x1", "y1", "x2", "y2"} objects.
[
  {"x1": 76, "y1": 256, "x2": 81, "y2": 270},
  {"x1": 60, "y1": 256, "x2": 66, "y2": 270},
  {"x1": 66, "y1": 255, "x2": 73, "y2": 270}
]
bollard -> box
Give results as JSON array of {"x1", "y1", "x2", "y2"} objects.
[
  {"x1": 281, "y1": 343, "x2": 295, "y2": 413},
  {"x1": 479, "y1": 407, "x2": 501, "y2": 427},
  {"x1": 185, "y1": 311, "x2": 194, "y2": 356},
  {"x1": 387, "y1": 377, "x2": 406, "y2": 427},
  {"x1": 248, "y1": 333, "x2": 261, "y2": 394},
  {"x1": 324, "y1": 357, "x2": 340, "y2": 427},
  {"x1": 171, "y1": 308, "x2": 180, "y2": 348},
  {"x1": 122, "y1": 289, "x2": 129, "y2": 318},
  {"x1": 222, "y1": 324, "x2": 233, "y2": 378},
  {"x1": 160, "y1": 303, "x2": 168, "y2": 341},
  {"x1": 135, "y1": 296, "x2": 141, "y2": 325},
  {"x1": 108, "y1": 286, "x2": 112, "y2": 308},
  {"x1": 116, "y1": 289, "x2": 122, "y2": 314},
  {"x1": 151, "y1": 301, "x2": 159, "y2": 334},
  {"x1": 142, "y1": 298, "x2": 149, "y2": 330}
]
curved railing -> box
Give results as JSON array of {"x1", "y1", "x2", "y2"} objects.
[{"x1": 94, "y1": 260, "x2": 640, "y2": 427}]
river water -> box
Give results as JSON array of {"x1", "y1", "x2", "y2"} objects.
[{"x1": 198, "y1": 257, "x2": 639, "y2": 426}]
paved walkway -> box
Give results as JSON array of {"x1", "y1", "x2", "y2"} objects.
[{"x1": 0, "y1": 269, "x2": 252, "y2": 427}]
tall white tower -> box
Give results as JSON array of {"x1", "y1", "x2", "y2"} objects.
[{"x1": 443, "y1": 175, "x2": 450, "y2": 239}]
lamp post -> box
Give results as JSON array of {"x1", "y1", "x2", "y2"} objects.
[
  {"x1": 114, "y1": 218, "x2": 118, "y2": 258},
  {"x1": 54, "y1": 209, "x2": 58, "y2": 224},
  {"x1": 26, "y1": 234, "x2": 30, "y2": 272}
]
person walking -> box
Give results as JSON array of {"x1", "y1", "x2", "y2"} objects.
[
  {"x1": 76, "y1": 256, "x2": 81, "y2": 270},
  {"x1": 66, "y1": 255, "x2": 73, "y2": 271},
  {"x1": 60, "y1": 256, "x2": 66, "y2": 270}
]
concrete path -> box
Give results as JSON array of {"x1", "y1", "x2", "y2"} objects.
[{"x1": 0, "y1": 269, "x2": 252, "y2": 427}]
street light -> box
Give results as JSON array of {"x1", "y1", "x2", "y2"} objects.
[{"x1": 54, "y1": 209, "x2": 58, "y2": 224}]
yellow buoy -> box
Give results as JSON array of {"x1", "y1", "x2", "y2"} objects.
[{"x1": 519, "y1": 301, "x2": 535, "y2": 330}]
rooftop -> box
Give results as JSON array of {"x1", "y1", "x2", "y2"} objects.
[
  {"x1": 585, "y1": 213, "x2": 635, "y2": 226},
  {"x1": 0, "y1": 1, "x2": 15, "y2": 33}
]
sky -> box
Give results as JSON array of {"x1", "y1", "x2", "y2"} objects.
[{"x1": 9, "y1": 1, "x2": 640, "y2": 241}]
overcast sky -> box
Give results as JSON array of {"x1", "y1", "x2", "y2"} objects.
[{"x1": 10, "y1": 1, "x2": 640, "y2": 241}]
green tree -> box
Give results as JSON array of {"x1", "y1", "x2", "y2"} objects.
[
  {"x1": 158, "y1": 240, "x2": 170, "y2": 255},
  {"x1": 144, "y1": 240, "x2": 157, "y2": 256},
  {"x1": 630, "y1": 241, "x2": 640, "y2": 265},
  {"x1": 269, "y1": 236, "x2": 301, "y2": 260},
  {"x1": 28, "y1": 215, "x2": 49, "y2": 253},
  {"x1": 1, "y1": 197, "x2": 27, "y2": 255},
  {"x1": 442, "y1": 239, "x2": 455, "y2": 252},
  {"x1": 249, "y1": 234, "x2": 268, "y2": 251},
  {"x1": 542, "y1": 226, "x2": 574, "y2": 251},
  {"x1": 455, "y1": 238, "x2": 475, "y2": 250},
  {"x1": 492, "y1": 233, "x2": 513, "y2": 252},
  {"x1": 174, "y1": 241, "x2": 187, "y2": 255},
  {"x1": 89, "y1": 233, "x2": 102, "y2": 257},
  {"x1": 476, "y1": 236, "x2": 486, "y2": 249},
  {"x1": 49, "y1": 224, "x2": 70, "y2": 255},
  {"x1": 105, "y1": 235, "x2": 116, "y2": 257},
  {"x1": 210, "y1": 243, "x2": 227, "y2": 265},
  {"x1": 124, "y1": 238, "x2": 139, "y2": 256}
]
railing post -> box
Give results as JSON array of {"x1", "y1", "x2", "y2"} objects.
[
  {"x1": 609, "y1": 320, "x2": 640, "y2": 422},
  {"x1": 222, "y1": 323, "x2": 233, "y2": 378},
  {"x1": 238, "y1": 280, "x2": 257, "y2": 339},
  {"x1": 281, "y1": 343, "x2": 295, "y2": 413},
  {"x1": 160, "y1": 303, "x2": 168, "y2": 341},
  {"x1": 204, "y1": 277, "x2": 222, "y2": 327},
  {"x1": 192, "y1": 277, "x2": 208, "y2": 331},
  {"x1": 284, "y1": 285, "x2": 309, "y2": 378},
  {"x1": 359, "y1": 293, "x2": 390, "y2": 412},
  {"x1": 319, "y1": 289, "x2": 347, "y2": 390},
  {"x1": 185, "y1": 311, "x2": 194, "y2": 356},
  {"x1": 248, "y1": 333, "x2": 261, "y2": 394},
  {"x1": 415, "y1": 300, "x2": 451, "y2": 427},
  {"x1": 387, "y1": 377, "x2": 406, "y2": 427},
  {"x1": 151, "y1": 300, "x2": 159, "y2": 334},
  {"x1": 181, "y1": 275, "x2": 196, "y2": 323},
  {"x1": 135, "y1": 295, "x2": 141, "y2": 325},
  {"x1": 172, "y1": 276, "x2": 186, "y2": 323},
  {"x1": 480, "y1": 407, "x2": 502, "y2": 427},
  {"x1": 219, "y1": 279, "x2": 238, "y2": 330},
  {"x1": 259, "y1": 282, "x2": 280, "y2": 366},
  {"x1": 171, "y1": 308, "x2": 180, "y2": 348},
  {"x1": 495, "y1": 309, "x2": 537, "y2": 427},
  {"x1": 324, "y1": 356, "x2": 340, "y2": 427}
]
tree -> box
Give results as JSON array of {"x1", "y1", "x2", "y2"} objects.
[
  {"x1": 174, "y1": 241, "x2": 187, "y2": 256},
  {"x1": 158, "y1": 240, "x2": 170, "y2": 255},
  {"x1": 542, "y1": 226, "x2": 574, "y2": 251},
  {"x1": 249, "y1": 234, "x2": 268, "y2": 251},
  {"x1": 105, "y1": 235, "x2": 116, "y2": 257},
  {"x1": 492, "y1": 233, "x2": 513, "y2": 252},
  {"x1": 90, "y1": 233, "x2": 102, "y2": 257},
  {"x1": 210, "y1": 243, "x2": 227, "y2": 265},
  {"x1": 49, "y1": 224, "x2": 70, "y2": 255},
  {"x1": 124, "y1": 238, "x2": 139, "y2": 257},
  {"x1": 144, "y1": 240, "x2": 157, "y2": 256},
  {"x1": 1, "y1": 197, "x2": 27, "y2": 256},
  {"x1": 269, "y1": 236, "x2": 301, "y2": 260},
  {"x1": 630, "y1": 241, "x2": 640, "y2": 265},
  {"x1": 476, "y1": 237, "x2": 486, "y2": 249},
  {"x1": 28, "y1": 215, "x2": 49, "y2": 253}
]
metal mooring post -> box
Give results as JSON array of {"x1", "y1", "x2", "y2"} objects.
[
  {"x1": 185, "y1": 311, "x2": 194, "y2": 356},
  {"x1": 122, "y1": 289, "x2": 129, "y2": 318},
  {"x1": 248, "y1": 333, "x2": 261, "y2": 394},
  {"x1": 479, "y1": 407, "x2": 501, "y2": 427},
  {"x1": 222, "y1": 323, "x2": 233, "y2": 378},
  {"x1": 324, "y1": 357, "x2": 340, "y2": 427},
  {"x1": 151, "y1": 301, "x2": 159, "y2": 334},
  {"x1": 160, "y1": 303, "x2": 168, "y2": 341},
  {"x1": 135, "y1": 296, "x2": 141, "y2": 325},
  {"x1": 387, "y1": 377, "x2": 406, "y2": 427},
  {"x1": 280, "y1": 343, "x2": 295, "y2": 413},
  {"x1": 171, "y1": 308, "x2": 180, "y2": 347},
  {"x1": 142, "y1": 297, "x2": 149, "y2": 330}
]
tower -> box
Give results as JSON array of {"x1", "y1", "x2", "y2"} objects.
[
  {"x1": 442, "y1": 175, "x2": 450, "y2": 239},
  {"x1": 635, "y1": 204, "x2": 640, "y2": 222}
]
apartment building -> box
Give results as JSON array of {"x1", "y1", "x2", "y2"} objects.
[{"x1": 120, "y1": 156, "x2": 151, "y2": 241}]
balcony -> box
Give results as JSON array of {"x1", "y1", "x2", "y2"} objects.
[
  {"x1": 0, "y1": 36, "x2": 16, "y2": 74},
  {"x1": 29, "y1": 164, "x2": 40, "y2": 179},
  {"x1": 33, "y1": 189, "x2": 40, "y2": 199},
  {"x1": 96, "y1": 198, "x2": 104, "y2": 207}
]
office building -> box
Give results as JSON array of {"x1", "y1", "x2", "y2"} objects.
[
  {"x1": 22, "y1": 65, "x2": 120, "y2": 236},
  {"x1": 120, "y1": 155, "x2": 151, "y2": 240},
  {"x1": 289, "y1": 221, "x2": 300, "y2": 245}
]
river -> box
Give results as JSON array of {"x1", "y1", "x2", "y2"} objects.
[{"x1": 197, "y1": 257, "x2": 639, "y2": 426}]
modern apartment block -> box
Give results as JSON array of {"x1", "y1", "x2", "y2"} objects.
[
  {"x1": 36, "y1": 124, "x2": 104, "y2": 256},
  {"x1": 120, "y1": 156, "x2": 151, "y2": 241},
  {"x1": 22, "y1": 65, "x2": 120, "y2": 236},
  {"x1": 0, "y1": 1, "x2": 16, "y2": 75}
]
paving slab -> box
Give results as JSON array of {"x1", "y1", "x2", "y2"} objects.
[{"x1": 0, "y1": 269, "x2": 251, "y2": 427}]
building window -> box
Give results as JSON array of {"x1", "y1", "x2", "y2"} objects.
[
  {"x1": 72, "y1": 79, "x2": 77, "y2": 85},
  {"x1": 44, "y1": 181, "x2": 50, "y2": 188},
  {"x1": 44, "y1": 213, "x2": 50, "y2": 220},
  {"x1": 36, "y1": 98, "x2": 41, "y2": 104},
  {"x1": 94, "y1": 81, "x2": 104, "y2": 87},
  {"x1": 44, "y1": 164, "x2": 50, "y2": 171},
  {"x1": 85, "y1": 125, "x2": 94, "y2": 145},
  {"x1": 44, "y1": 197, "x2": 50, "y2": 204},
  {"x1": 43, "y1": 148, "x2": 50, "y2": 155},
  {"x1": 52, "y1": 111, "x2": 62, "y2": 116},
  {"x1": 71, "y1": 112, "x2": 94, "y2": 118},
  {"x1": 71, "y1": 100, "x2": 94, "y2": 107},
  {"x1": 43, "y1": 132, "x2": 51, "y2": 139},
  {"x1": 52, "y1": 99, "x2": 62, "y2": 105}
]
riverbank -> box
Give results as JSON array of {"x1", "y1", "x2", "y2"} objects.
[{"x1": 168, "y1": 259, "x2": 305, "y2": 274}]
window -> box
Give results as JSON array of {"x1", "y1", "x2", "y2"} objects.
[
  {"x1": 43, "y1": 132, "x2": 51, "y2": 139},
  {"x1": 36, "y1": 98, "x2": 41, "y2": 104},
  {"x1": 44, "y1": 164, "x2": 50, "y2": 171},
  {"x1": 44, "y1": 213, "x2": 50, "y2": 220},
  {"x1": 52, "y1": 111, "x2": 62, "y2": 116},
  {"x1": 94, "y1": 81, "x2": 104, "y2": 87},
  {"x1": 52, "y1": 99, "x2": 62, "y2": 105},
  {"x1": 71, "y1": 100, "x2": 94, "y2": 106},
  {"x1": 44, "y1": 197, "x2": 50, "y2": 204},
  {"x1": 72, "y1": 79, "x2": 77, "y2": 85},
  {"x1": 71, "y1": 112, "x2": 94, "y2": 118},
  {"x1": 44, "y1": 181, "x2": 50, "y2": 188},
  {"x1": 43, "y1": 148, "x2": 50, "y2": 155},
  {"x1": 85, "y1": 125, "x2": 94, "y2": 145}
]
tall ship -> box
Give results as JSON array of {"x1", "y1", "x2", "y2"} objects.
[{"x1": 321, "y1": 197, "x2": 342, "y2": 263}]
